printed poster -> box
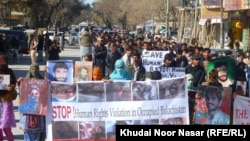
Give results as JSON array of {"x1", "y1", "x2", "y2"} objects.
[
  {"x1": 194, "y1": 85, "x2": 232, "y2": 125},
  {"x1": 155, "y1": 67, "x2": 185, "y2": 79},
  {"x1": 105, "y1": 80, "x2": 132, "y2": 102},
  {"x1": 206, "y1": 56, "x2": 236, "y2": 88},
  {"x1": 0, "y1": 74, "x2": 9, "y2": 90},
  {"x1": 78, "y1": 81, "x2": 105, "y2": 102},
  {"x1": 235, "y1": 81, "x2": 247, "y2": 96},
  {"x1": 233, "y1": 95, "x2": 250, "y2": 124},
  {"x1": 141, "y1": 51, "x2": 168, "y2": 72},
  {"x1": 51, "y1": 82, "x2": 77, "y2": 102},
  {"x1": 248, "y1": 66, "x2": 250, "y2": 97},
  {"x1": 46, "y1": 77, "x2": 190, "y2": 141},
  {"x1": 74, "y1": 61, "x2": 93, "y2": 81},
  {"x1": 47, "y1": 60, "x2": 74, "y2": 83},
  {"x1": 19, "y1": 78, "x2": 49, "y2": 115}
]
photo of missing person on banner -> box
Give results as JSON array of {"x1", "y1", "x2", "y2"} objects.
[
  {"x1": 51, "y1": 82, "x2": 76, "y2": 102},
  {"x1": 159, "y1": 117, "x2": 186, "y2": 125},
  {"x1": 74, "y1": 61, "x2": 93, "y2": 81},
  {"x1": 106, "y1": 81, "x2": 132, "y2": 101},
  {"x1": 132, "y1": 81, "x2": 158, "y2": 101},
  {"x1": 234, "y1": 81, "x2": 247, "y2": 96},
  {"x1": 194, "y1": 85, "x2": 231, "y2": 125},
  {"x1": 0, "y1": 74, "x2": 9, "y2": 90},
  {"x1": 47, "y1": 60, "x2": 73, "y2": 83},
  {"x1": 106, "y1": 119, "x2": 159, "y2": 139},
  {"x1": 78, "y1": 82, "x2": 105, "y2": 102},
  {"x1": 79, "y1": 121, "x2": 106, "y2": 140},
  {"x1": 158, "y1": 78, "x2": 186, "y2": 99},
  {"x1": 206, "y1": 56, "x2": 236, "y2": 88},
  {"x1": 52, "y1": 121, "x2": 78, "y2": 139},
  {"x1": 19, "y1": 78, "x2": 49, "y2": 115}
]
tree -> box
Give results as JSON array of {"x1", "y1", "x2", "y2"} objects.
[{"x1": 20, "y1": 0, "x2": 87, "y2": 29}]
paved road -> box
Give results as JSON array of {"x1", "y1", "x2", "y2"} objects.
[{"x1": 8, "y1": 46, "x2": 80, "y2": 140}]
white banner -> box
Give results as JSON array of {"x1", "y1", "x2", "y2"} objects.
[
  {"x1": 52, "y1": 99, "x2": 188, "y2": 121},
  {"x1": 233, "y1": 95, "x2": 250, "y2": 125},
  {"x1": 142, "y1": 51, "x2": 168, "y2": 72},
  {"x1": 46, "y1": 77, "x2": 190, "y2": 140},
  {"x1": 155, "y1": 67, "x2": 185, "y2": 78}
]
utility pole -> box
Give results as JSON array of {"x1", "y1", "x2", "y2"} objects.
[
  {"x1": 220, "y1": 0, "x2": 224, "y2": 48},
  {"x1": 193, "y1": 0, "x2": 198, "y2": 38},
  {"x1": 165, "y1": 0, "x2": 169, "y2": 39},
  {"x1": 152, "y1": 11, "x2": 154, "y2": 34}
]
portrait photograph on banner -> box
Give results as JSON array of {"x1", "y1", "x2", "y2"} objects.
[
  {"x1": 158, "y1": 77, "x2": 186, "y2": 99},
  {"x1": 51, "y1": 82, "x2": 77, "y2": 102},
  {"x1": 19, "y1": 78, "x2": 49, "y2": 115},
  {"x1": 105, "y1": 81, "x2": 132, "y2": 102},
  {"x1": 0, "y1": 74, "x2": 9, "y2": 90},
  {"x1": 47, "y1": 60, "x2": 74, "y2": 83},
  {"x1": 132, "y1": 81, "x2": 159, "y2": 101},
  {"x1": 194, "y1": 85, "x2": 232, "y2": 125},
  {"x1": 159, "y1": 117, "x2": 187, "y2": 125},
  {"x1": 206, "y1": 56, "x2": 236, "y2": 88},
  {"x1": 78, "y1": 121, "x2": 106, "y2": 139},
  {"x1": 77, "y1": 81, "x2": 105, "y2": 102},
  {"x1": 74, "y1": 61, "x2": 93, "y2": 81},
  {"x1": 52, "y1": 121, "x2": 78, "y2": 139},
  {"x1": 106, "y1": 119, "x2": 159, "y2": 139},
  {"x1": 235, "y1": 81, "x2": 247, "y2": 96}
]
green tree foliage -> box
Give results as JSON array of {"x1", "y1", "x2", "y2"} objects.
[{"x1": 10, "y1": 0, "x2": 88, "y2": 29}]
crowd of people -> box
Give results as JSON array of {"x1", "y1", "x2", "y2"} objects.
[
  {"x1": 0, "y1": 26, "x2": 249, "y2": 140},
  {"x1": 78, "y1": 27, "x2": 249, "y2": 125}
]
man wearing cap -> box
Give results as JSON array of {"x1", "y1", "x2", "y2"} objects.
[{"x1": 185, "y1": 55, "x2": 206, "y2": 88}]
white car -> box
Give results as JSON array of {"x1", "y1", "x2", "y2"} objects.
[{"x1": 43, "y1": 30, "x2": 56, "y2": 41}]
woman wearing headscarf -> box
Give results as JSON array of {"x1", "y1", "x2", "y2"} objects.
[
  {"x1": 0, "y1": 53, "x2": 16, "y2": 141},
  {"x1": 109, "y1": 59, "x2": 131, "y2": 80},
  {"x1": 92, "y1": 66, "x2": 103, "y2": 81},
  {"x1": 17, "y1": 63, "x2": 46, "y2": 141}
]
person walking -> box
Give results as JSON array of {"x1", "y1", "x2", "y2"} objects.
[
  {"x1": 29, "y1": 34, "x2": 38, "y2": 64},
  {"x1": 37, "y1": 34, "x2": 44, "y2": 62},
  {"x1": 8, "y1": 36, "x2": 20, "y2": 63},
  {"x1": 17, "y1": 63, "x2": 46, "y2": 141},
  {"x1": 79, "y1": 27, "x2": 93, "y2": 61},
  {"x1": 0, "y1": 52, "x2": 17, "y2": 141},
  {"x1": 48, "y1": 40, "x2": 60, "y2": 60}
]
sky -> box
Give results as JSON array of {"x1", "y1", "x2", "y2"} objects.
[{"x1": 84, "y1": 0, "x2": 96, "y2": 4}]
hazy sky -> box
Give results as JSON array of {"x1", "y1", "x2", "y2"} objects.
[{"x1": 85, "y1": 0, "x2": 95, "y2": 4}]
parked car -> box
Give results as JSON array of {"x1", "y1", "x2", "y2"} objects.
[
  {"x1": 0, "y1": 29, "x2": 29, "y2": 54},
  {"x1": 43, "y1": 30, "x2": 56, "y2": 41},
  {"x1": 210, "y1": 48, "x2": 238, "y2": 59},
  {"x1": 159, "y1": 29, "x2": 178, "y2": 41},
  {"x1": 65, "y1": 30, "x2": 79, "y2": 45}
]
